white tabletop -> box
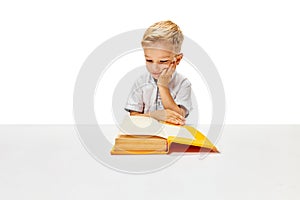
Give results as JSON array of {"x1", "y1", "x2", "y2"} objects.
[{"x1": 0, "y1": 125, "x2": 299, "y2": 200}]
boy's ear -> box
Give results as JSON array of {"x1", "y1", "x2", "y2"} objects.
[{"x1": 175, "y1": 53, "x2": 183, "y2": 65}]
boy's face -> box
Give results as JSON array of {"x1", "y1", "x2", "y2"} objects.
[{"x1": 143, "y1": 42, "x2": 182, "y2": 80}]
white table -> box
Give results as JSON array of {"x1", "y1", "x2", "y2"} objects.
[{"x1": 0, "y1": 125, "x2": 299, "y2": 200}]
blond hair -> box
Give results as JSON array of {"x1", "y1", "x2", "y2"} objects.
[{"x1": 141, "y1": 20, "x2": 184, "y2": 53}]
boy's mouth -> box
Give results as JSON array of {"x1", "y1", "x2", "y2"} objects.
[
  {"x1": 152, "y1": 72, "x2": 161, "y2": 78},
  {"x1": 152, "y1": 72, "x2": 161, "y2": 76}
]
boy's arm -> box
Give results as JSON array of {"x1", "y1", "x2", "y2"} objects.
[
  {"x1": 158, "y1": 86, "x2": 186, "y2": 117},
  {"x1": 157, "y1": 62, "x2": 186, "y2": 117},
  {"x1": 130, "y1": 109, "x2": 185, "y2": 125},
  {"x1": 130, "y1": 111, "x2": 149, "y2": 117}
]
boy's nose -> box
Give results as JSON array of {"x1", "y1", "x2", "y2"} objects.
[{"x1": 151, "y1": 63, "x2": 160, "y2": 71}]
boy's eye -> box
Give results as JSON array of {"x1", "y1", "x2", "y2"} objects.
[
  {"x1": 160, "y1": 60, "x2": 169, "y2": 63},
  {"x1": 146, "y1": 59, "x2": 153, "y2": 63}
]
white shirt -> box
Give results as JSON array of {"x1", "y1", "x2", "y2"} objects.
[{"x1": 124, "y1": 71, "x2": 192, "y2": 117}]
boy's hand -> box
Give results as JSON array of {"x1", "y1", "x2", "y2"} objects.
[
  {"x1": 157, "y1": 60, "x2": 176, "y2": 88},
  {"x1": 150, "y1": 109, "x2": 185, "y2": 125}
]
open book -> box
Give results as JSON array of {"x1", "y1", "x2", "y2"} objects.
[{"x1": 110, "y1": 116, "x2": 219, "y2": 155}]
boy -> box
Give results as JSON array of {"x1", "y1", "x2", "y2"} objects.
[{"x1": 125, "y1": 20, "x2": 192, "y2": 125}]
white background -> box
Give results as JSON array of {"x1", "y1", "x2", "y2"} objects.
[
  {"x1": 1, "y1": 0, "x2": 300, "y2": 124},
  {"x1": 0, "y1": 2, "x2": 299, "y2": 199}
]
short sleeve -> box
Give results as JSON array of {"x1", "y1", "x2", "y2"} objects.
[
  {"x1": 174, "y1": 79, "x2": 192, "y2": 117},
  {"x1": 124, "y1": 81, "x2": 144, "y2": 113}
]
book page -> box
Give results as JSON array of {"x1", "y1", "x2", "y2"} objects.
[
  {"x1": 163, "y1": 123, "x2": 195, "y2": 140},
  {"x1": 119, "y1": 116, "x2": 195, "y2": 140}
]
